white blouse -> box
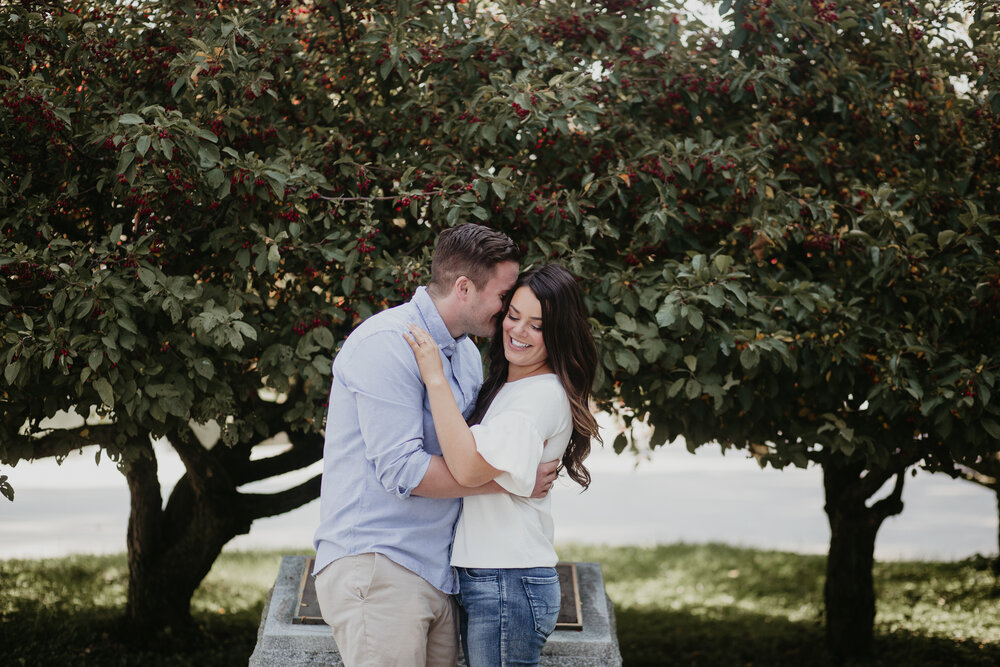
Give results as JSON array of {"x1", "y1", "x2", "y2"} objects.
[{"x1": 450, "y1": 374, "x2": 573, "y2": 569}]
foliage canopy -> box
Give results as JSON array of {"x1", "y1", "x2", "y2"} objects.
[{"x1": 1, "y1": 0, "x2": 998, "y2": 651}]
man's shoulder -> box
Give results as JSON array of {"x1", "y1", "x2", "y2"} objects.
[
  {"x1": 455, "y1": 335, "x2": 481, "y2": 356},
  {"x1": 345, "y1": 301, "x2": 416, "y2": 345}
]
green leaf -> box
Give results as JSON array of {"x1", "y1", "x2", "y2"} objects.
[
  {"x1": 655, "y1": 302, "x2": 678, "y2": 328},
  {"x1": 119, "y1": 113, "x2": 143, "y2": 125},
  {"x1": 740, "y1": 347, "x2": 759, "y2": 370},
  {"x1": 194, "y1": 358, "x2": 215, "y2": 379},
  {"x1": 4, "y1": 361, "x2": 20, "y2": 384},
  {"x1": 117, "y1": 148, "x2": 136, "y2": 174},
  {"x1": 615, "y1": 348, "x2": 639, "y2": 374},
  {"x1": 684, "y1": 379, "x2": 702, "y2": 399},
  {"x1": 52, "y1": 290, "x2": 67, "y2": 313},
  {"x1": 713, "y1": 255, "x2": 734, "y2": 273},
  {"x1": 667, "y1": 377, "x2": 686, "y2": 398},
  {"x1": 314, "y1": 327, "x2": 335, "y2": 348},
  {"x1": 233, "y1": 321, "x2": 257, "y2": 342},
  {"x1": 94, "y1": 377, "x2": 115, "y2": 408},
  {"x1": 136, "y1": 134, "x2": 151, "y2": 157},
  {"x1": 614, "y1": 312, "x2": 636, "y2": 332},
  {"x1": 342, "y1": 275, "x2": 356, "y2": 296},
  {"x1": 137, "y1": 267, "x2": 156, "y2": 288},
  {"x1": 937, "y1": 230, "x2": 957, "y2": 249}
]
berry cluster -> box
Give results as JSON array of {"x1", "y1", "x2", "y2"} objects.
[
  {"x1": 293, "y1": 316, "x2": 332, "y2": 336},
  {"x1": 534, "y1": 14, "x2": 609, "y2": 45},
  {"x1": 511, "y1": 102, "x2": 530, "y2": 120},
  {"x1": 457, "y1": 111, "x2": 483, "y2": 124},
  {"x1": 1, "y1": 262, "x2": 57, "y2": 282},
  {"x1": 357, "y1": 230, "x2": 379, "y2": 255},
  {"x1": 810, "y1": 0, "x2": 839, "y2": 23},
  {"x1": 2, "y1": 92, "x2": 64, "y2": 133}
]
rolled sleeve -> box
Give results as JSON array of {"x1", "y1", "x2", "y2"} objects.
[
  {"x1": 341, "y1": 330, "x2": 431, "y2": 498},
  {"x1": 469, "y1": 413, "x2": 545, "y2": 497}
]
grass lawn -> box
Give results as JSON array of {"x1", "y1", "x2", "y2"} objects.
[{"x1": 1, "y1": 543, "x2": 997, "y2": 666}]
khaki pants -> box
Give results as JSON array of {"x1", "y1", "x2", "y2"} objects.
[{"x1": 315, "y1": 553, "x2": 459, "y2": 667}]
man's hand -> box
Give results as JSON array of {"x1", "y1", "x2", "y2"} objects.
[{"x1": 530, "y1": 459, "x2": 560, "y2": 498}]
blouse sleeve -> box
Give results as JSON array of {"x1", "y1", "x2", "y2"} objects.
[
  {"x1": 469, "y1": 413, "x2": 545, "y2": 496},
  {"x1": 468, "y1": 378, "x2": 570, "y2": 496}
]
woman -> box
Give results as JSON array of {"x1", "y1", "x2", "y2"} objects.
[{"x1": 404, "y1": 263, "x2": 601, "y2": 667}]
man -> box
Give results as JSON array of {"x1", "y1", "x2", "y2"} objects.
[{"x1": 313, "y1": 223, "x2": 558, "y2": 666}]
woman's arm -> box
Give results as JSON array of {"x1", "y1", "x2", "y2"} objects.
[{"x1": 404, "y1": 324, "x2": 502, "y2": 487}]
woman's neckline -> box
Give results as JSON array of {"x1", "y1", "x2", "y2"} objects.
[{"x1": 504, "y1": 372, "x2": 556, "y2": 385}]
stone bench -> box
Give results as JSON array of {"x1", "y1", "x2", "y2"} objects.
[{"x1": 249, "y1": 555, "x2": 622, "y2": 666}]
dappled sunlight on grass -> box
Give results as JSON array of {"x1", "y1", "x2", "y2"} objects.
[
  {"x1": 558, "y1": 542, "x2": 1000, "y2": 666},
  {"x1": 2, "y1": 545, "x2": 997, "y2": 666}
]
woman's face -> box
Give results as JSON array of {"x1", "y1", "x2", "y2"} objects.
[{"x1": 501, "y1": 285, "x2": 549, "y2": 379}]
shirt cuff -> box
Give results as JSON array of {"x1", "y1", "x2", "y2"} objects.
[{"x1": 391, "y1": 448, "x2": 433, "y2": 498}]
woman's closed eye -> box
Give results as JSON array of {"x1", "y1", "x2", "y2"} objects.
[{"x1": 507, "y1": 314, "x2": 542, "y2": 330}]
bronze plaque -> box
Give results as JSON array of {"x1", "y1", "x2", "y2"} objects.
[
  {"x1": 292, "y1": 558, "x2": 324, "y2": 625},
  {"x1": 294, "y1": 558, "x2": 583, "y2": 631}
]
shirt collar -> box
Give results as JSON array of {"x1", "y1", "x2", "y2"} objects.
[{"x1": 413, "y1": 286, "x2": 464, "y2": 358}]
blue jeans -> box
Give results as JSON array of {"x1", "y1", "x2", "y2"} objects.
[{"x1": 456, "y1": 566, "x2": 561, "y2": 667}]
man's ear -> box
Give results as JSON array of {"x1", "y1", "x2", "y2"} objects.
[{"x1": 453, "y1": 275, "x2": 472, "y2": 300}]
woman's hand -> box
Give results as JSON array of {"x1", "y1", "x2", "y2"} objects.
[{"x1": 404, "y1": 323, "x2": 446, "y2": 386}]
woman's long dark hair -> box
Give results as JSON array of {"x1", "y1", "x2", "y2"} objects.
[{"x1": 469, "y1": 264, "x2": 601, "y2": 489}]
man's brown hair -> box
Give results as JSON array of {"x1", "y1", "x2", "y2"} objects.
[{"x1": 428, "y1": 223, "x2": 519, "y2": 295}]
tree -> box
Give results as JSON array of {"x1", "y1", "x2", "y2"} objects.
[
  {"x1": 2, "y1": 0, "x2": 997, "y2": 661},
  {"x1": 588, "y1": 0, "x2": 1000, "y2": 661},
  {"x1": 2, "y1": 0, "x2": 734, "y2": 636}
]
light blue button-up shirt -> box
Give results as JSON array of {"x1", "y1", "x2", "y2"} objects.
[{"x1": 313, "y1": 287, "x2": 482, "y2": 594}]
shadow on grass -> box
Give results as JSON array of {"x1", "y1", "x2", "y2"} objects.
[
  {"x1": 0, "y1": 596, "x2": 263, "y2": 667},
  {"x1": 614, "y1": 605, "x2": 1000, "y2": 667},
  {"x1": 0, "y1": 553, "x2": 266, "y2": 667},
  {"x1": 3, "y1": 547, "x2": 997, "y2": 666}
]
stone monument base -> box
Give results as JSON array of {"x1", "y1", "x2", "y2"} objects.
[{"x1": 249, "y1": 555, "x2": 621, "y2": 666}]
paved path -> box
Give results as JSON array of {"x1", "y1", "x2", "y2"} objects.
[{"x1": 1, "y1": 431, "x2": 996, "y2": 561}]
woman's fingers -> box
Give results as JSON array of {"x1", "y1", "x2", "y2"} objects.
[{"x1": 404, "y1": 323, "x2": 434, "y2": 354}]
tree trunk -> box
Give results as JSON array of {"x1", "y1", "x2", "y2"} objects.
[
  {"x1": 822, "y1": 456, "x2": 905, "y2": 664},
  {"x1": 122, "y1": 439, "x2": 253, "y2": 638},
  {"x1": 994, "y1": 486, "x2": 1000, "y2": 576},
  {"x1": 119, "y1": 427, "x2": 322, "y2": 640}
]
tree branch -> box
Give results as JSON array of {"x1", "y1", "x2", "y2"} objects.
[
  {"x1": 237, "y1": 430, "x2": 323, "y2": 485},
  {"x1": 242, "y1": 473, "x2": 322, "y2": 521},
  {"x1": 957, "y1": 464, "x2": 998, "y2": 488},
  {"x1": 9, "y1": 423, "x2": 122, "y2": 462},
  {"x1": 857, "y1": 465, "x2": 894, "y2": 502},
  {"x1": 168, "y1": 423, "x2": 235, "y2": 499},
  {"x1": 870, "y1": 470, "x2": 906, "y2": 525}
]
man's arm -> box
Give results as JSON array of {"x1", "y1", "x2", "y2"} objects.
[{"x1": 412, "y1": 457, "x2": 559, "y2": 499}]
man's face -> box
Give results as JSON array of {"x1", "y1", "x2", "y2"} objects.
[{"x1": 462, "y1": 261, "x2": 519, "y2": 338}]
